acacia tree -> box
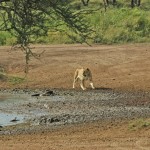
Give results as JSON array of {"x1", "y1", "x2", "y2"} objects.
[{"x1": 0, "y1": 0, "x2": 93, "y2": 73}]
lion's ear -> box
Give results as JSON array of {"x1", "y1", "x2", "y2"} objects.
[{"x1": 86, "y1": 68, "x2": 89, "y2": 71}]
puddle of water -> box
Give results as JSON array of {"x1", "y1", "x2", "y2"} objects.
[
  {"x1": 0, "y1": 112, "x2": 25, "y2": 126},
  {"x1": 0, "y1": 93, "x2": 66, "y2": 126}
]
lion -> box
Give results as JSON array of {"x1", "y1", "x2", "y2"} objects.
[{"x1": 73, "y1": 68, "x2": 95, "y2": 90}]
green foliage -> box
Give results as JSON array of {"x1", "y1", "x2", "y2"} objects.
[
  {"x1": 92, "y1": 7, "x2": 150, "y2": 44},
  {"x1": 0, "y1": 33, "x2": 6, "y2": 45},
  {"x1": 0, "y1": 0, "x2": 150, "y2": 45},
  {"x1": 36, "y1": 32, "x2": 75, "y2": 44},
  {"x1": 0, "y1": 0, "x2": 93, "y2": 45},
  {"x1": 0, "y1": 32, "x2": 16, "y2": 45}
]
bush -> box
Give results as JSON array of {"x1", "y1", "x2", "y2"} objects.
[
  {"x1": 0, "y1": 33, "x2": 6, "y2": 45},
  {"x1": 0, "y1": 32, "x2": 16, "y2": 45}
]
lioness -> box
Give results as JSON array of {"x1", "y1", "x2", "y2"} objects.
[{"x1": 73, "y1": 68, "x2": 95, "y2": 90}]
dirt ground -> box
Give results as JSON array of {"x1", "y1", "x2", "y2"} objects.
[
  {"x1": 0, "y1": 43, "x2": 150, "y2": 91},
  {"x1": 0, "y1": 43, "x2": 150, "y2": 150},
  {"x1": 0, "y1": 121, "x2": 150, "y2": 150}
]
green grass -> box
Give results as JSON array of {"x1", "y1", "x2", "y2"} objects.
[
  {"x1": 8, "y1": 76, "x2": 25, "y2": 85},
  {"x1": 0, "y1": 31, "x2": 16, "y2": 45},
  {"x1": 0, "y1": 68, "x2": 25, "y2": 84},
  {"x1": 0, "y1": 0, "x2": 150, "y2": 45},
  {"x1": 129, "y1": 118, "x2": 150, "y2": 131},
  {"x1": 90, "y1": 7, "x2": 150, "y2": 44},
  {"x1": 36, "y1": 31, "x2": 74, "y2": 44}
]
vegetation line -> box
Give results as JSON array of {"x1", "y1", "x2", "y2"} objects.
[{"x1": 0, "y1": 0, "x2": 150, "y2": 45}]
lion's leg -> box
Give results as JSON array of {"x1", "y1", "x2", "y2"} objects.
[
  {"x1": 80, "y1": 80, "x2": 86, "y2": 90},
  {"x1": 89, "y1": 78, "x2": 95, "y2": 89},
  {"x1": 73, "y1": 77, "x2": 78, "y2": 88},
  {"x1": 73, "y1": 70, "x2": 78, "y2": 89},
  {"x1": 90, "y1": 82, "x2": 95, "y2": 89}
]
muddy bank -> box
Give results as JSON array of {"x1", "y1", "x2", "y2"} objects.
[{"x1": 0, "y1": 88, "x2": 150, "y2": 135}]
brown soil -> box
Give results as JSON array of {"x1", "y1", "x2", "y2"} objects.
[
  {"x1": 0, "y1": 43, "x2": 150, "y2": 91},
  {"x1": 0, "y1": 44, "x2": 150, "y2": 149},
  {"x1": 0, "y1": 121, "x2": 150, "y2": 150}
]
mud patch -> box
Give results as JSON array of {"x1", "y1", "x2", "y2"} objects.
[{"x1": 0, "y1": 89, "x2": 150, "y2": 134}]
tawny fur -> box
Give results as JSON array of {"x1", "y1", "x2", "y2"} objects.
[{"x1": 73, "y1": 68, "x2": 95, "y2": 90}]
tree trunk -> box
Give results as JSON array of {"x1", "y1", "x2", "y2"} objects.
[
  {"x1": 137, "y1": 0, "x2": 141, "y2": 6},
  {"x1": 131, "y1": 0, "x2": 141, "y2": 8},
  {"x1": 106, "y1": 0, "x2": 109, "y2": 5},
  {"x1": 103, "y1": 0, "x2": 107, "y2": 11},
  {"x1": 81, "y1": 0, "x2": 89, "y2": 6},
  {"x1": 112, "y1": 0, "x2": 116, "y2": 5},
  {"x1": 131, "y1": 0, "x2": 135, "y2": 8}
]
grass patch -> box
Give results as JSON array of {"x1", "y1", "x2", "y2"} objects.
[
  {"x1": 90, "y1": 7, "x2": 150, "y2": 44},
  {"x1": 0, "y1": 31, "x2": 16, "y2": 46},
  {"x1": 0, "y1": 71, "x2": 26, "y2": 85},
  {"x1": 129, "y1": 118, "x2": 150, "y2": 131},
  {"x1": 8, "y1": 76, "x2": 25, "y2": 85},
  {"x1": 35, "y1": 31, "x2": 74, "y2": 44}
]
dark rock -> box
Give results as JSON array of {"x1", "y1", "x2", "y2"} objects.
[
  {"x1": 31, "y1": 93, "x2": 40, "y2": 96},
  {"x1": 49, "y1": 117, "x2": 60, "y2": 123},
  {"x1": 31, "y1": 90, "x2": 54, "y2": 97},
  {"x1": 42, "y1": 90, "x2": 54, "y2": 96},
  {"x1": 10, "y1": 117, "x2": 19, "y2": 122}
]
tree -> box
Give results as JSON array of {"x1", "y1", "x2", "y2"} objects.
[
  {"x1": 81, "y1": 0, "x2": 90, "y2": 6},
  {"x1": 0, "y1": 0, "x2": 93, "y2": 73},
  {"x1": 104, "y1": 0, "x2": 109, "y2": 5},
  {"x1": 112, "y1": 0, "x2": 116, "y2": 5},
  {"x1": 103, "y1": 0, "x2": 116, "y2": 6},
  {"x1": 131, "y1": 0, "x2": 135, "y2": 7},
  {"x1": 131, "y1": 0, "x2": 141, "y2": 8}
]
